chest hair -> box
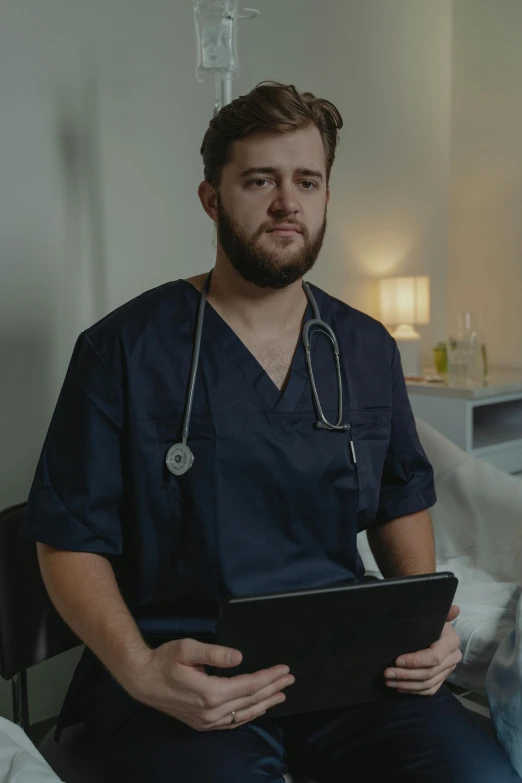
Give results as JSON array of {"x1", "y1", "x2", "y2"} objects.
[{"x1": 243, "y1": 334, "x2": 299, "y2": 392}]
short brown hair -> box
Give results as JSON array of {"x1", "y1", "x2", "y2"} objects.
[{"x1": 200, "y1": 81, "x2": 343, "y2": 188}]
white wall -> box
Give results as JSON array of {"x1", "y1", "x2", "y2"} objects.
[
  {"x1": 449, "y1": 0, "x2": 522, "y2": 370},
  {"x1": 238, "y1": 0, "x2": 453, "y2": 360},
  {"x1": 0, "y1": 0, "x2": 452, "y2": 722}
]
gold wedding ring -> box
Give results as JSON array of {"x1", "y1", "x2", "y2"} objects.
[{"x1": 230, "y1": 710, "x2": 237, "y2": 725}]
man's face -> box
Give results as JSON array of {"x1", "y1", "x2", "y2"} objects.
[{"x1": 210, "y1": 126, "x2": 330, "y2": 289}]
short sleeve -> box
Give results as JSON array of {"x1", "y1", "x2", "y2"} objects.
[
  {"x1": 20, "y1": 332, "x2": 124, "y2": 555},
  {"x1": 374, "y1": 339, "x2": 436, "y2": 524}
]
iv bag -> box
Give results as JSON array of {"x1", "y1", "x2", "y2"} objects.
[
  {"x1": 192, "y1": 0, "x2": 239, "y2": 80},
  {"x1": 191, "y1": 1, "x2": 259, "y2": 81}
]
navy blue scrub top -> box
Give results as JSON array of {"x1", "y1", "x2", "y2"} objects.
[{"x1": 21, "y1": 279, "x2": 435, "y2": 730}]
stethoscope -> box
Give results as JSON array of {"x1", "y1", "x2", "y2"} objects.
[{"x1": 166, "y1": 271, "x2": 356, "y2": 476}]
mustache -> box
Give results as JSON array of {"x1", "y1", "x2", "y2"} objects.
[{"x1": 256, "y1": 219, "x2": 308, "y2": 237}]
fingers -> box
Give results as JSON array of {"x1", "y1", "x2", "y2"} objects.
[
  {"x1": 205, "y1": 672, "x2": 295, "y2": 728},
  {"x1": 209, "y1": 683, "x2": 292, "y2": 730},
  {"x1": 393, "y1": 632, "x2": 461, "y2": 670},
  {"x1": 177, "y1": 638, "x2": 243, "y2": 669},
  {"x1": 386, "y1": 664, "x2": 458, "y2": 695},
  {"x1": 190, "y1": 667, "x2": 294, "y2": 718},
  {"x1": 183, "y1": 669, "x2": 294, "y2": 732},
  {"x1": 394, "y1": 649, "x2": 441, "y2": 669},
  {"x1": 206, "y1": 663, "x2": 292, "y2": 704},
  {"x1": 446, "y1": 604, "x2": 460, "y2": 623},
  {"x1": 385, "y1": 648, "x2": 462, "y2": 683},
  {"x1": 176, "y1": 649, "x2": 294, "y2": 732}
]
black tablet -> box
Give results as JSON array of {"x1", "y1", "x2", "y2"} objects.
[{"x1": 213, "y1": 572, "x2": 458, "y2": 718}]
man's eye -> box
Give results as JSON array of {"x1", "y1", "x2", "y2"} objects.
[
  {"x1": 300, "y1": 181, "x2": 317, "y2": 190},
  {"x1": 250, "y1": 179, "x2": 268, "y2": 187}
]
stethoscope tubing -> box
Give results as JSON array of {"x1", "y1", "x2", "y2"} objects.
[
  {"x1": 167, "y1": 270, "x2": 352, "y2": 476},
  {"x1": 180, "y1": 271, "x2": 212, "y2": 445}
]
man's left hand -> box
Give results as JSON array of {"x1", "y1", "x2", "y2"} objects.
[{"x1": 383, "y1": 605, "x2": 463, "y2": 696}]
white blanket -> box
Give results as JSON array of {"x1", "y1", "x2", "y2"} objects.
[
  {"x1": 486, "y1": 591, "x2": 522, "y2": 776},
  {"x1": 0, "y1": 718, "x2": 61, "y2": 782}
]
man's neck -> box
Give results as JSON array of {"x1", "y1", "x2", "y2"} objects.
[{"x1": 186, "y1": 255, "x2": 308, "y2": 341}]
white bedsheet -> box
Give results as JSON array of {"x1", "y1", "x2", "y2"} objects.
[
  {"x1": 446, "y1": 582, "x2": 520, "y2": 696},
  {"x1": 0, "y1": 718, "x2": 61, "y2": 782}
]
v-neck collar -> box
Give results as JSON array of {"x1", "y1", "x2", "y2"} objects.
[{"x1": 179, "y1": 279, "x2": 329, "y2": 413}]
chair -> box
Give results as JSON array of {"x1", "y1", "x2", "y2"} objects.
[
  {"x1": 0, "y1": 503, "x2": 110, "y2": 782},
  {"x1": 0, "y1": 503, "x2": 303, "y2": 783}
]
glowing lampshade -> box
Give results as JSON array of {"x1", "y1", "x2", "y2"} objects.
[
  {"x1": 379, "y1": 276, "x2": 430, "y2": 377},
  {"x1": 379, "y1": 276, "x2": 430, "y2": 327}
]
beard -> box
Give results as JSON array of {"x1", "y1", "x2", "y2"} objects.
[{"x1": 215, "y1": 196, "x2": 327, "y2": 290}]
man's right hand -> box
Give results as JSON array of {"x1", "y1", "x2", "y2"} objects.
[
  {"x1": 124, "y1": 637, "x2": 295, "y2": 731},
  {"x1": 36, "y1": 549, "x2": 292, "y2": 731}
]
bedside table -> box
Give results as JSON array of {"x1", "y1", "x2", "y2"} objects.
[{"x1": 406, "y1": 373, "x2": 522, "y2": 474}]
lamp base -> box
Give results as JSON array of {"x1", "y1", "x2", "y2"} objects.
[{"x1": 390, "y1": 324, "x2": 422, "y2": 377}]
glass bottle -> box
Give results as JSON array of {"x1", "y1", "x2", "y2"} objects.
[{"x1": 447, "y1": 312, "x2": 486, "y2": 387}]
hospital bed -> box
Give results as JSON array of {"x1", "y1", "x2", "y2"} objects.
[
  {"x1": 358, "y1": 418, "x2": 522, "y2": 710},
  {"x1": 0, "y1": 417, "x2": 519, "y2": 781},
  {"x1": 358, "y1": 417, "x2": 522, "y2": 776}
]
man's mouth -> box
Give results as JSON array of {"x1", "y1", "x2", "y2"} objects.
[{"x1": 267, "y1": 224, "x2": 303, "y2": 236}]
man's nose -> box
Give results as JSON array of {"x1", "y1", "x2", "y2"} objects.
[{"x1": 269, "y1": 182, "x2": 300, "y2": 215}]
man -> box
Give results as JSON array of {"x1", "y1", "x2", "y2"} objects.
[{"x1": 21, "y1": 82, "x2": 520, "y2": 782}]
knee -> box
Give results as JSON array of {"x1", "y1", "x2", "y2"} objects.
[{"x1": 449, "y1": 755, "x2": 521, "y2": 783}]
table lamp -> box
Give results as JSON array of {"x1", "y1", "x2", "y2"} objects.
[{"x1": 379, "y1": 276, "x2": 430, "y2": 377}]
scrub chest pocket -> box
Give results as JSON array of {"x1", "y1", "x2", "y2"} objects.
[{"x1": 348, "y1": 408, "x2": 392, "y2": 532}]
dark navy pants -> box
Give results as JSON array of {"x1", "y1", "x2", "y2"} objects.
[{"x1": 83, "y1": 685, "x2": 520, "y2": 782}]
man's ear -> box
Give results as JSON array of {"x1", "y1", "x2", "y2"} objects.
[{"x1": 198, "y1": 181, "x2": 219, "y2": 221}]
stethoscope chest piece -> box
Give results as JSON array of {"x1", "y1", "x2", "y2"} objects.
[{"x1": 166, "y1": 443, "x2": 195, "y2": 476}]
